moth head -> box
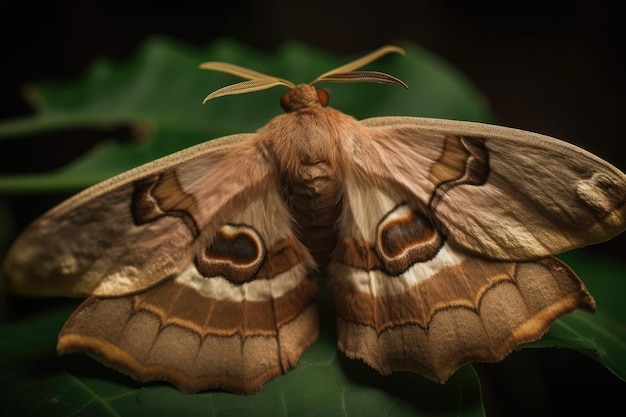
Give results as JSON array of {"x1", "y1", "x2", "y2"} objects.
[{"x1": 199, "y1": 45, "x2": 408, "y2": 113}]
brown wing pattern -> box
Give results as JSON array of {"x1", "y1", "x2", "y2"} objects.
[
  {"x1": 331, "y1": 124, "x2": 604, "y2": 381},
  {"x1": 58, "y1": 265, "x2": 317, "y2": 393},
  {"x1": 357, "y1": 117, "x2": 626, "y2": 259},
  {"x1": 57, "y1": 173, "x2": 319, "y2": 393}
]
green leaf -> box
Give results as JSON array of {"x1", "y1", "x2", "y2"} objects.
[
  {"x1": 527, "y1": 252, "x2": 626, "y2": 381},
  {"x1": 0, "y1": 38, "x2": 624, "y2": 416},
  {"x1": 0, "y1": 38, "x2": 493, "y2": 192}
]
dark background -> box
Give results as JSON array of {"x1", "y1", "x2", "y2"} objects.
[{"x1": 1, "y1": 1, "x2": 624, "y2": 416}]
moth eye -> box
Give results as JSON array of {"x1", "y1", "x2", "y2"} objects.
[
  {"x1": 280, "y1": 91, "x2": 292, "y2": 112},
  {"x1": 315, "y1": 88, "x2": 329, "y2": 107},
  {"x1": 280, "y1": 88, "x2": 329, "y2": 112}
]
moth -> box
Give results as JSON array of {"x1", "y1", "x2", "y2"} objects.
[{"x1": 4, "y1": 46, "x2": 626, "y2": 394}]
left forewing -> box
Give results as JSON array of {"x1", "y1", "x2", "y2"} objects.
[{"x1": 4, "y1": 133, "x2": 271, "y2": 296}]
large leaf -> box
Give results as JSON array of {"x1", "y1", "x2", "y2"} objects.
[
  {"x1": 0, "y1": 38, "x2": 493, "y2": 192},
  {"x1": 528, "y1": 252, "x2": 626, "y2": 379},
  {"x1": 0, "y1": 38, "x2": 624, "y2": 416}
]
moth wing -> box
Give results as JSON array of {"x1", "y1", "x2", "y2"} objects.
[
  {"x1": 6, "y1": 133, "x2": 262, "y2": 296},
  {"x1": 332, "y1": 175, "x2": 595, "y2": 382},
  {"x1": 355, "y1": 116, "x2": 626, "y2": 259},
  {"x1": 329, "y1": 116, "x2": 615, "y2": 381},
  {"x1": 5, "y1": 133, "x2": 319, "y2": 393}
]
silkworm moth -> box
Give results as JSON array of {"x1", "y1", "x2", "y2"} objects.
[{"x1": 4, "y1": 45, "x2": 626, "y2": 394}]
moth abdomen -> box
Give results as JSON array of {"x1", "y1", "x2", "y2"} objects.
[{"x1": 286, "y1": 173, "x2": 343, "y2": 271}]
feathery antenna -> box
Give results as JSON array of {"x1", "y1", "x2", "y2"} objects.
[{"x1": 200, "y1": 45, "x2": 407, "y2": 103}]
